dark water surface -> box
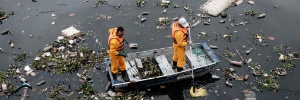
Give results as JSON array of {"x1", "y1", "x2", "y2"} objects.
[{"x1": 1, "y1": 0, "x2": 300, "y2": 99}]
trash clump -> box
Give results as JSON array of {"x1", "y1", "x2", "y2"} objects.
[
  {"x1": 14, "y1": 51, "x2": 27, "y2": 62},
  {"x1": 75, "y1": 83, "x2": 97, "y2": 99},
  {"x1": 135, "y1": 56, "x2": 163, "y2": 79},
  {"x1": 158, "y1": 0, "x2": 171, "y2": 8},
  {"x1": 247, "y1": 62, "x2": 264, "y2": 76},
  {"x1": 156, "y1": 17, "x2": 170, "y2": 29},
  {"x1": 250, "y1": 32, "x2": 268, "y2": 46},
  {"x1": 47, "y1": 83, "x2": 71, "y2": 99},
  {"x1": 258, "y1": 78, "x2": 279, "y2": 92},
  {"x1": 136, "y1": 0, "x2": 147, "y2": 7},
  {"x1": 114, "y1": 90, "x2": 146, "y2": 100},
  {"x1": 31, "y1": 27, "x2": 107, "y2": 75}
]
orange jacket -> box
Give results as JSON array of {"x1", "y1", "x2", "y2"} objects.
[
  {"x1": 172, "y1": 22, "x2": 188, "y2": 47},
  {"x1": 108, "y1": 28, "x2": 124, "y2": 55}
]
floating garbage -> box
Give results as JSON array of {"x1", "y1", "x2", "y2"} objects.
[
  {"x1": 200, "y1": 0, "x2": 236, "y2": 16},
  {"x1": 257, "y1": 13, "x2": 266, "y2": 19},
  {"x1": 209, "y1": 45, "x2": 218, "y2": 49},
  {"x1": 225, "y1": 81, "x2": 233, "y2": 87},
  {"x1": 219, "y1": 19, "x2": 225, "y2": 23},
  {"x1": 37, "y1": 80, "x2": 46, "y2": 86},
  {"x1": 1, "y1": 29, "x2": 10, "y2": 35},
  {"x1": 248, "y1": 0, "x2": 255, "y2": 5},
  {"x1": 274, "y1": 68, "x2": 286, "y2": 76},
  {"x1": 221, "y1": 11, "x2": 227, "y2": 18},
  {"x1": 136, "y1": 0, "x2": 147, "y2": 7},
  {"x1": 244, "y1": 91, "x2": 256, "y2": 100},
  {"x1": 129, "y1": 43, "x2": 138, "y2": 49},
  {"x1": 159, "y1": 0, "x2": 171, "y2": 8}
]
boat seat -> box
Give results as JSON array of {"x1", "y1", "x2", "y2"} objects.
[
  {"x1": 155, "y1": 54, "x2": 175, "y2": 75},
  {"x1": 125, "y1": 60, "x2": 141, "y2": 81}
]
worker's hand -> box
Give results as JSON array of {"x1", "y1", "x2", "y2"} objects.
[
  {"x1": 188, "y1": 41, "x2": 193, "y2": 46},
  {"x1": 118, "y1": 52, "x2": 127, "y2": 58}
]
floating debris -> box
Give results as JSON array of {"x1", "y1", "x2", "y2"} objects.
[
  {"x1": 248, "y1": 0, "x2": 255, "y2": 5},
  {"x1": 1, "y1": 29, "x2": 10, "y2": 35},
  {"x1": 258, "y1": 78, "x2": 279, "y2": 91},
  {"x1": 248, "y1": 62, "x2": 264, "y2": 76},
  {"x1": 225, "y1": 81, "x2": 233, "y2": 88},
  {"x1": 135, "y1": 56, "x2": 162, "y2": 79},
  {"x1": 136, "y1": 0, "x2": 147, "y2": 7},
  {"x1": 245, "y1": 48, "x2": 253, "y2": 55},
  {"x1": 219, "y1": 19, "x2": 225, "y2": 23},
  {"x1": 37, "y1": 80, "x2": 46, "y2": 86},
  {"x1": 245, "y1": 9, "x2": 258, "y2": 16},
  {"x1": 209, "y1": 45, "x2": 218, "y2": 49},
  {"x1": 274, "y1": 68, "x2": 286, "y2": 76},
  {"x1": 191, "y1": 20, "x2": 201, "y2": 28},
  {"x1": 75, "y1": 83, "x2": 96, "y2": 99},
  {"x1": 159, "y1": 0, "x2": 171, "y2": 8},
  {"x1": 250, "y1": 32, "x2": 269, "y2": 46},
  {"x1": 221, "y1": 11, "x2": 227, "y2": 18},
  {"x1": 257, "y1": 13, "x2": 266, "y2": 19},
  {"x1": 32, "y1": 27, "x2": 107, "y2": 75}
]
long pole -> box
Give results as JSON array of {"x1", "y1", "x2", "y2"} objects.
[{"x1": 188, "y1": 27, "x2": 195, "y2": 92}]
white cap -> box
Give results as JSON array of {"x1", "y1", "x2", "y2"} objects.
[{"x1": 178, "y1": 18, "x2": 189, "y2": 28}]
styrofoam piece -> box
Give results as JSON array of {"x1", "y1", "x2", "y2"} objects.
[
  {"x1": 61, "y1": 26, "x2": 80, "y2": 39},
  {"x1": 200, "y1": 0, "x2": 235, "y2": 16}
]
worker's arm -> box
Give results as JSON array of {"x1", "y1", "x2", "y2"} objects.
[
  {"x1": 174, "y1": 31, "x2": 188, "y2": 47},
  {"x1": 108, "y1": 39, "x2": 120, "y2": 56}
]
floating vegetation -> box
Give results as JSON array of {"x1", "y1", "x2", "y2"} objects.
[
  {"x1": 0, "y1": 71, "x2": 8, "y2": 83},
  {"x1": 47, "y1": 83, "x2": 70, "y2": 99},
  {"x1": 75, "y1": 83, "x2": 96, "y2": 99},
  {"x1": 5, "y1": 64, "x2": 22, "y2": 78},
  {"x1": 156, "y1": 17, "x2": 170, "y2": 26},
  {"x1": 248, "y1": 62, "x2": 264, "y2": 76},
  {"x1": 250, "y1": 32, "x2": 268, "y2": 46},
  {"x1": 136, "y1": 56, "x2": 162, "y2": 79},
  {"x1": 31, "y1": 32, "x2": 107, "y2": 75},
  {"x1": 223, "y1": 51, "x2": 236, "y2": 58},
  {"x1": 258, "y1": 78, "x2": 279, "y2": 92},
  {"x1": 0, "y1": 7, "x2": 6, "y2": 18},
  {"x1": 97, "y1": 0, "x2": 107, "y2": 4},
  {"x1": 222, "y1": 67, "x2": 236, "y2": 78},
  {"x1": 273, "y1": 44, "x2": 290, "y2": 53},
  {"x1": 245, "y1": 9, "x2": 259, "y2": 16},
  {"x1": 115, "y1": 90, "x2": 146, "y2": 100},
  {"x1": 15, "y1": 51, "x2": 26, "y2": 62},
  {"x1": 216, "y1": 33, "x2": 238, "y2": 42},
  {"x1": 136, "y1": 0, "x2": 147, "y2": 7},
  {"x1": 280, "y1": 60, "x2": 295, "y2": 69},
  {"x1": 198, "y1": 32, "x2": 207, "y2": 38},
  {"x1": 158, "y1": 0, "x2": 170, "y2": 8}
]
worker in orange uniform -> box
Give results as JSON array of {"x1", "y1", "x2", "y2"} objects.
[
  {"x1": 172, "y1": 17, "x2": 192, "y2": 72},
  {"x1": 107, "y1": 27, "x2": 128, "y2": 81}
]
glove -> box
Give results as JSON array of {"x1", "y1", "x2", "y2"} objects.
[{"x1": 118, "y1": 52, "x2": 127, "y2": 58}]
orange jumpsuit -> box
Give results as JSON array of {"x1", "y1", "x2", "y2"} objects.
[
  {"x1": 172, "y1": 22, "x2": 188, "y2": 68},
  {"x1": 107, "y1": 28, "x2": 126, "y2": 74}
]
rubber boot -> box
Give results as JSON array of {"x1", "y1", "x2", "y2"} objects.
[
  {"x1": 121, "y1": 70, "x2": 129, "y2": 82},
  {"x1": 112, "y1": 73, "x2": 117, "y2": 80},
  {"x1": 172, "y1": 61, "x2": 177, "y2": 69},
  {"x1": 177, "y1": 67, "x2": 183, "y2": 72}
]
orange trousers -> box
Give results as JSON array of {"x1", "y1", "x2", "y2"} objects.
[
  {"x1": 109, "y1": 54, "x2": 126, "y2": 74},
  {"x1": 172, "y1": 44, "x2": 186, "y2": 68}
]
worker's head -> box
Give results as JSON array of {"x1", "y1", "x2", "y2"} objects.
[
  {"x1": 116, "y1": 26, "x2": 124, "y2": 38},
  {"x1": 178, "y1": 18, "x2": 189, "y2": 28}
]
